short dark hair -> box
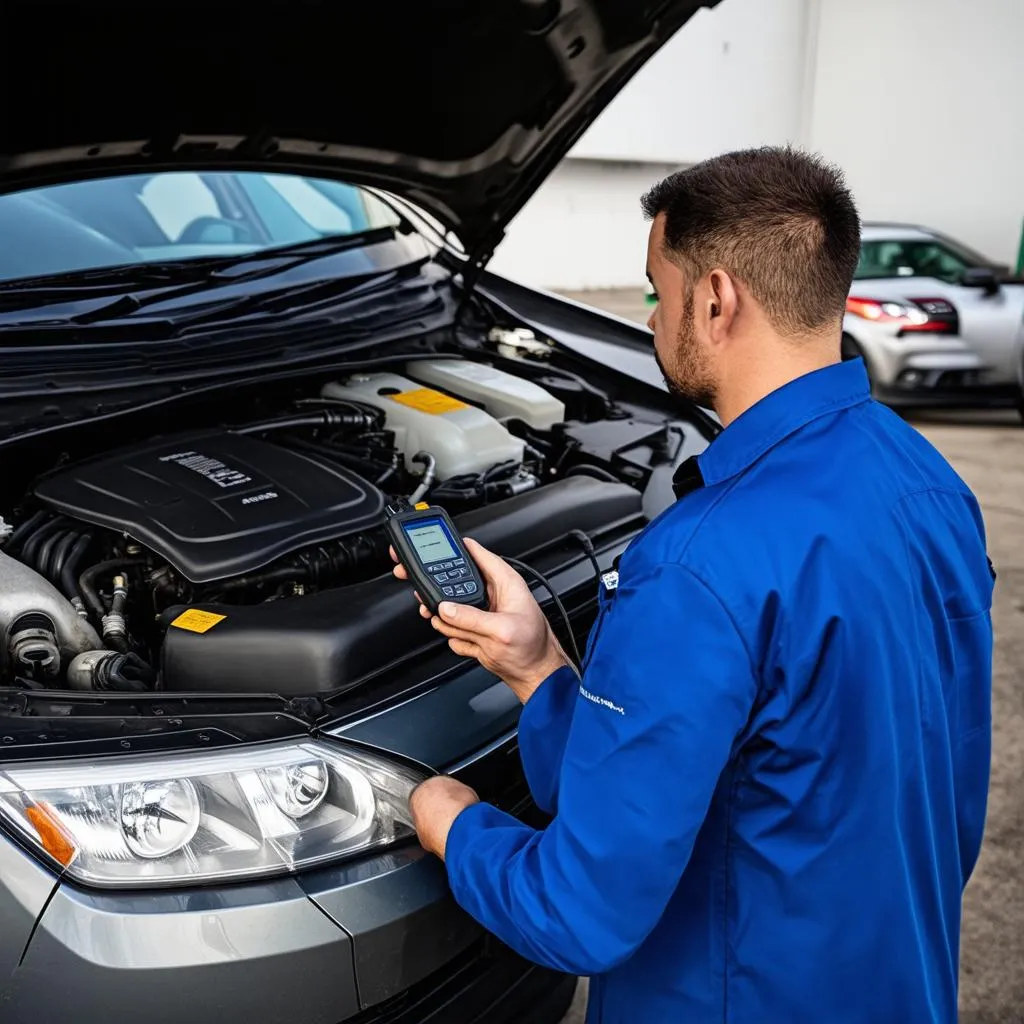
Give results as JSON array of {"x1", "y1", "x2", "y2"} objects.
[{"x1": 641, "y1": 146, "x2": 860, "y2": 335}]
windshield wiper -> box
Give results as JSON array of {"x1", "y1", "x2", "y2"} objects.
[
  {"x1": 0, "y1": 226, "x2": 400, "y2": 315},
  {"x1": 0, "y1": 256, "x2": 433, "y2": 340}
]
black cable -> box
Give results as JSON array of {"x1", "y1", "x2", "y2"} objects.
[
  {"x1": 567, "y1": 529, "x2": 602, "y2": 587},
  {"x1": 235, "y1": 410, "x2": 375, "y2": 435},
  {"x1": 504, "y1": 556, "x2": 582, "y2": 668},
  {"x1": 293, "y1": 396, "x2": 387, "y2": 428},
  {"x1": 565, "y1": 464, "x2": 620, "y2": 484}
]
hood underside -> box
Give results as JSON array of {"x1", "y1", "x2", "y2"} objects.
[{"x1": 0, "y1": 0, "x2": 712, "y2": 259}]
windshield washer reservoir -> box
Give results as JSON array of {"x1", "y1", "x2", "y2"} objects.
[
  {"x1": 326, "y1": 372, "x2": 524, "y2": 480},
  {"x1": 405, "y1": 359, "x2": 564, "y2": 430}
]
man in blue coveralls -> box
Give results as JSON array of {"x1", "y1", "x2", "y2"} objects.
[{"x1": 396, "y1": 147, "x2": 995, "y2": 1022}]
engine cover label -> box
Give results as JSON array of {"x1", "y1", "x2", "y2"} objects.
[
  {"x1": 159, "y1": 450, "x2": 253, "y2": 488},
  {"x1": 389, "y1": 388, "x2": 469, "y2": 415},
  {"x1": 170, "y1": 609, "x2": 227, "y2": 634}
]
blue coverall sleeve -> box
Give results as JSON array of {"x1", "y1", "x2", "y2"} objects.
[
  {"x1": 516, "y1": 665, "x2": 579, "y2": 814},
  {"x1": 444, "y1": 563, "x2": 758, "y2": 976}
]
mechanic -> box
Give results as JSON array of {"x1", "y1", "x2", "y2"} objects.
[{"x1": 396, "y1": 147, "x2": 994, "y2": 1023}]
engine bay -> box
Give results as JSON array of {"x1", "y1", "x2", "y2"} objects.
[{"x1": 0, "y1": 344, "x2": 685, "y2": 698}]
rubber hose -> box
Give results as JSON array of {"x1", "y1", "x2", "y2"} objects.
[
  {"x1": 4, "y1": 510, "x2": 48, "y2": 555},
  {"x1": 408, "y1": 452, "x2": 437, "y2": 505},
  {"x1": 47, "y1": 531, "x2": 79, "y2": 584},
  {"x1": 20, "y1": 517, "x2": 65, "y2": 568},
  {"x1": 79, "y1": 559, "x2": 146, "y2": 624},
  {"x1": 37, "y1": 530, "x2": 72, "y2": 583},
  {"x1": 60, "y1": 534, "x2": 93, "y2": 601}
]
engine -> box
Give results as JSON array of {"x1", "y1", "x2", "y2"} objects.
[{"x1": 0, "y1": 355, "x2": 669, "y2": 696}]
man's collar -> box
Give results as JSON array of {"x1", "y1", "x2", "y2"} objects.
[{"x1": 694, "y1": 359, "x2": 871, "y2": 488}]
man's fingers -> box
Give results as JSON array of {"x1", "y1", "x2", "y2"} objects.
[
  {"x1": 393, "y1": 563, "x2": 409, "y2": 580},
  {"x1": 436, "y1": 598, "x2": 500, "y2": 638},
  {"x1": 430, "y1": 616, "x2": 482, "y2": 643},
  {"x1": 447, "y1": 637, "x2": 480, "y2": 660}
]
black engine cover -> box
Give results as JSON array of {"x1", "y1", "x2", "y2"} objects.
[
  {"x1": 160, "y1": 476, "x2": 645, "y2": 695},
  {"x1": 33, "y1": 431, "x2": 385, "y2": 583}
]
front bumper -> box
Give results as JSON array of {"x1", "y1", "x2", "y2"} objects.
[
  {"x1": 875, "y1": 376, "x2": 1021, "y2": 409},
  {"x1": 2, "y1": 843, "x2": 573, "y2": 1024},
  {"x1": 0, "y1": 690, "x2": 571, "y2": 1024},
  {"x1": 845, "y1": 320, "x2": 1022, "y2": 407}
]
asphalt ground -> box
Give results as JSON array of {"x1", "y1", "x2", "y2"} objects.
[{"x1": 555, "y1": 289, "x2": 1024, "y2": 1023}]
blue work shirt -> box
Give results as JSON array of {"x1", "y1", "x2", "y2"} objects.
[{"x1": 445, "y1": 359, "x2": 994, "y2": 1023}]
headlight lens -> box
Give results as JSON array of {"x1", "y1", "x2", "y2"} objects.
[{"x1": 0, "y1": 741, "x2": 423, "y2": 888}]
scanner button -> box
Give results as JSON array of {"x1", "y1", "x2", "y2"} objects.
[
  {"x1": 442, "y1": 562, "x2": 453, "y2": 569},
  {"x1": 453, "y1": 584, "x2": 467, "y2": 596},
  {"x1": 463, "y1": 581, "x2": 478, "y2": 595},
  {"x1": 434, "y1": 572, "x2": 448, "y2": 582},
  {"x1": 452, "y1": 559, "x2": 465, "y2": 568}
]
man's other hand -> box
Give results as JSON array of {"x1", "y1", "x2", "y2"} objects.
[
  {"x1": 391, "y1": 537, "x2": 571, "y2": 702},
  {"x1": 409, "y1": 776, "x2": 480, "y2": 861}
]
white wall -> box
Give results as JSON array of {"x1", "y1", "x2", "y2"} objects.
[
  {"x1": 493, "y1": 0, "x2": 811, "y2": 290},
  {"x1": 488, "y1": 159, "x2": 681, "y2": 290},
  {"x1": 572, "y1": 0, "x2": 810, "y2": 163},
  {"x1": 807, "y1": 0, "x2": 1024, "y2": 267},
  {"x1": 495, "y1": 0, "x2": 1024, "y2": 290}
]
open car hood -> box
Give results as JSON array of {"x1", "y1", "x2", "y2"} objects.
[{"x1": 0, "y1": 0, "x2": 713, "y2": 263}]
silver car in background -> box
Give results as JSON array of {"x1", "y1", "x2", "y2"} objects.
[{"x1": 842, "y1": 223, "x2": 1024, "y2": 417}]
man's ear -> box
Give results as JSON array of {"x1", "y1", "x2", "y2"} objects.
[{"x1": 704, "y1": 269, "x2": 739, "y2": 343}]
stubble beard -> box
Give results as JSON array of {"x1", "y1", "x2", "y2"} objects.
[{"x1": 655, "y1": 292, "x2": 718, "y2": 411}]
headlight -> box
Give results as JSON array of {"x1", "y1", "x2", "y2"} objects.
[{"x1": 0, "y1": 741, "x2": 424, "y2": 888}]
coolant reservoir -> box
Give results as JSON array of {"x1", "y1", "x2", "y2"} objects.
[
  {"x1": 405, "y1": 359, "x2": 565, "y2": 430},
  {"x1": 324, "y1": 373, "x2": 525, "y2": 480}
]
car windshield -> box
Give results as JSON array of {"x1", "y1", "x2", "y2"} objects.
[
  {"x1": 0, "y1": 172, "x2": 404, "y2": 284},
  {"x1": 854, "y1": 237, "x2": 986, "y2": 284}
]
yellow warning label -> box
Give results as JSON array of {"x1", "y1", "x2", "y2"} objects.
[
  {"x1": 170, "y1": 609, "x2": 226, "y2": 634},
  {"x1": 389, "y1": 388, "x2": 468, "y2": 415}
]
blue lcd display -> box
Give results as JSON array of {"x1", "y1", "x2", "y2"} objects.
[{"x1": 403, "y1": 517, "x2": 459, "y2": 565}]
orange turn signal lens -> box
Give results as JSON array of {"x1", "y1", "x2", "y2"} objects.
[{"x1": 25, "y1": 802, "x2": 78, "y2": 867}]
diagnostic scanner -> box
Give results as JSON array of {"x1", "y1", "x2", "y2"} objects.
[{"x1": 385, "y1": 500, "x2": 489, "y2": 616}]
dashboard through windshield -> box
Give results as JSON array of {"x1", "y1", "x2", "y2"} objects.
[{"x1": 0, "y1": 172, "x2": 406, "y2": 284}]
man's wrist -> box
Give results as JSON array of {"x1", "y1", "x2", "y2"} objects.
[{"x1": 509, "y1": 642, "x2": 573, "y2": 704}]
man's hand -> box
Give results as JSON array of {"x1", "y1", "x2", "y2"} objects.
[
  {"x1": 409, "y1": 776, "x2": 480, "y2": 861},
  {"x1": 391, "y1": 537, "x2": 572, "y2": 703}
]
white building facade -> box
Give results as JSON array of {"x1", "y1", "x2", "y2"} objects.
[{"x1": 489, "y1": 0, "x2": 1024, "y2": 291}]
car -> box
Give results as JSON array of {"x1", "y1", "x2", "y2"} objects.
[
  {"x1": 0, "y1": 3, "x2": 721, "y2": 1022},
  {"x1": 1015, "y1": 309, "x2": 1024, "y2": 415},
  {"x1": 644, "y1": 222, "x2": 1024, "y2": 417},
  {"x1": 842, "y1": 223, "x2": 1024, "y2": 415}
]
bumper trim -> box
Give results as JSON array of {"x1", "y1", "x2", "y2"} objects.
[{"x1": 343, "y1": 938, "x2": 576, "y2": 1024}]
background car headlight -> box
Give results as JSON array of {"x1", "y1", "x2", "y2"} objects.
[{"x1": 0, "y1": 741, "x2": 424, "y2": 888}]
